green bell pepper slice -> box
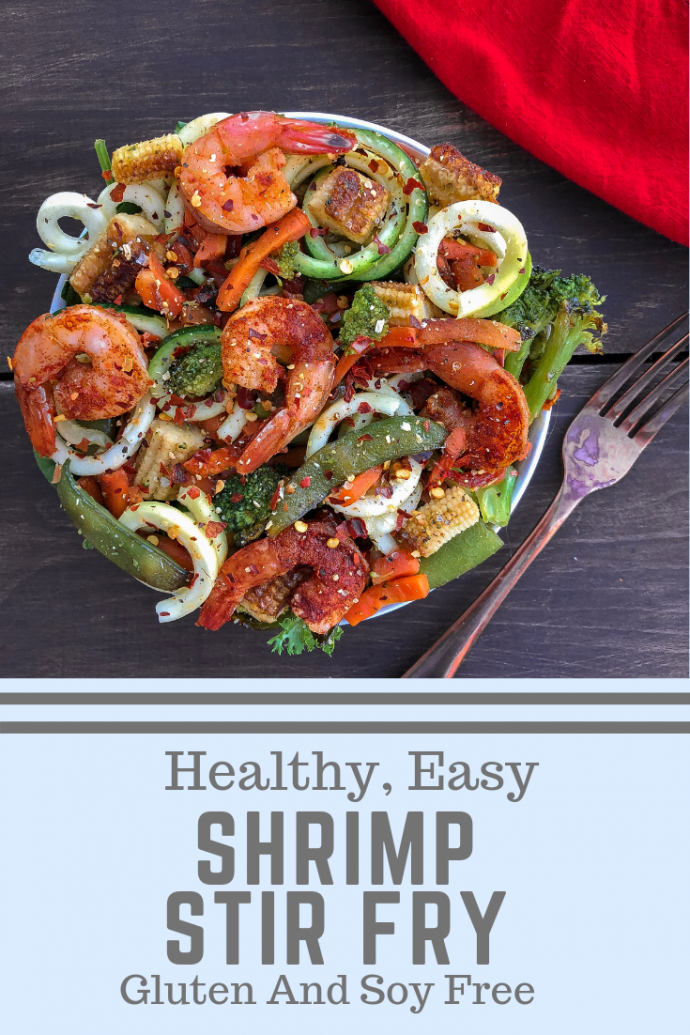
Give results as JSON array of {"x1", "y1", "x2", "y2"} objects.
[
  {"x1": 40, "y1": 456, "x2": 189, "y2": 592},
  {"x1": 269, "y1": 415, "x2": 447, "y2": 536},
  {"x1": 419, "y1": 520, "x2": 504, "y2": 589}
]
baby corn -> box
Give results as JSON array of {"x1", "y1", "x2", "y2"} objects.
[
  {"x1": 134, "y1": 419, "x2": 205, "y2": 502},
  {"x1": 69, "y1": 213, "x2": 157, "y2": 298},
  {"x1": 111, "y1": 134, "x2": 184, "y2": 185},
  {"x1": 419, "y1": 143, "x2": 501, "y2": 207},
  {"x1": 369, "y1": 281, "x2": 439, "y2": 325},
  {"x1": 397, "y1": 484, "x2": 480, "y2": 557}
]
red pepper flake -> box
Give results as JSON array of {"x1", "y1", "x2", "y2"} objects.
[
  {"x1": 187, "y1": 486, "x2": 201, "y2": 499},
  {"x1": 348, "y1": 517, "x2": 368, "y2": 538},
  {"x1": 269, "y1": 485, "x2": 281, "y2": 511},
  {"x1": 519, "y1": 267, "x2": 526, "y2": 274},
  {"x1": 222, "y1": 199, "x2": 234, "y2": 212},
  {"x1": 412, "y1": 221, "x2": 428, "y2": 234},
  {"x1": 486, "y1": 273, "x2": 496, "y2": 285},
  {"x1": 101, "y1": 169, "x2": 113, "y2": 181},
  {"x1": 236, "y1": 387, "x2": 256, "y2": 410},
  {"x1": 159, "y1": 611, "x2": 170, "y2": 617},
  {"x1": 110, "y1": 183, "x2": 126, "y2": 203},
  {"x1": 205, "y1": 398, "x2": 214, "y2": 408},
  {"x1": 375, "y1": 485, "x2": 394, "y2": 498},
  {"x1": 205, "y1": 520, "x2": 227, "y2": 539},
  {"x1": 260, "y1": 257, "x2": 281, "y2": 276},
  {"x1": 403, "y1": 177, "x2": 424, "y2": 195},
  {"x1": 299, "y1": 476, "x2": 311, "y2": 488},
  {"x1": 324, "y1": 470, "x2": 333, "y2": 480},
  {"x1": 140, "y1": 486, "x2": 150, "y2": 494},
  {"x1": 171, "y1": 463, "x2": 188, "y2": 484},
  {"x1": 213, "y1": 389, "x2": 225, "y2": 403},
  {"x1": 113, "y1": 294, "x2": 123, "y2": 305},
  {"x1": 357, "y1": 433, "x2": 373, "y2": 442},
  {"x1": 159, "y1": 462, "x2": 169, "y2": 475},
  {"x1": 188, "y1": 573, "x2": 199, "y2": 589},
  {"x1": 477, "y1": 222, "x2": 496, "y2": 233},
  {"x1": 335, "y1": 521, "x2": 351, "y2": 542},
  {"x1": 231, "y1": 491, "x2": 244, "y2": 503},
  {"x1": 144, "y1": 519, "x2": 158, "y2": 529},
  {"x1": 500, "y1": 292, "x2": 507, "y2": 300},
  {"x1": 342, "y1": 415, "x2": 356, "y2": 427},
  {"x1": 169, "y1": 394, "x2": 186, "y2": 406},
  {"x1": 368, "y1": 159, "x2": 380, "y2": 173},
  {"x1": 173, "y1": 407, "x2": 186, "y2": 426},
  {"x1": 343, "y1": 373, "x2": 355, "y2": 403},
  {"x1": 423, "y1": 420, "x2": 430, "y2": 432},
  {"x1": 187, "y1": 405, "x2": 197, "y2": 419},
  {"x1": 308, "y1": 227, "x2": 327, "y2": 238},
  {"x1": 129, "y1": 504, "x2": 140, "y2": 512},
  {"x1": 357, "y1": 401, "x2": 373, "y2": 414},
  {"x1": 351, "y1": 335, "x2": 373, "y2": 355},
  {"x1": 372, "y1": 234, "x2": 390, "y2": 256}
]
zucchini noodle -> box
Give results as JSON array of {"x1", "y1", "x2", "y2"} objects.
[
  {"x1": 306, "y1": 389, "x2": 414, "y2": 458},
  {"x1": 98, "y1": 181, "x2": 166, "y2": 229},
  {"x1": 178, "y1": 486, "x2": 229, "y2": 569},
  {"x1": 414, "y1": 199, "x2": 528, "y2": 318},
  {"x1": 50, "y1": 393, "x2": 156, "y2": 475},
  {"x1": 118, "y1": 501, "x2": 220, "y2": 622},
  {"x1": 30, "y1": 191, "x2": 108, "y2": 273},
  {"x1": 284, "y1": 128, "x2": 427, "y2": 282}
]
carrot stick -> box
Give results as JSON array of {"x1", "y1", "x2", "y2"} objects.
[
  {"x1": 344, "y1": 573, "x2": 429, "y2": 626},
  {"x1": 328, "y1": 465, "x2": 383, "y2": 506},
  {"x1": 97, "y1": 469, "x2": 130, "y2": 518},
  {"x1": 370, "y1": 549, "x2": 420, "y2": 584},
  {"x1": 193, "y1": 231, "x2": 227, "y2": 268},
  {"x1": 217, "y1": 209, "x2": 311, "y2": 312}
]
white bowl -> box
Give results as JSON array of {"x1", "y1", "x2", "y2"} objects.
[{"x1": 50, "y1": 111, "x2": 548, "y2": 622}]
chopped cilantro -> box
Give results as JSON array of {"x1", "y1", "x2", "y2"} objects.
[{"x1": 268, "y1": 611, "x2": 344, "y2": 657}]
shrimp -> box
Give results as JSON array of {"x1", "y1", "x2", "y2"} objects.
[
  {"x1": 13, "y1": 304, "x2": 151, "y2": 456},
  {"x1": 367, "y1": 341, "x2": 529, "y2": 473},
  {"x1": 178, "y1": 111, "x2": 356, "y2": 234},
  {"x1": 222, "y1": 296, "x2": 336, "y2": 473},
  {"x1": 197, "y1": 515, "x2": 369, "y2": 633}
]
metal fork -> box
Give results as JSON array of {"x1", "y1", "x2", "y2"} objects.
[{"x1": 402, "y1": 313, "x2": 689, "y2": 679}]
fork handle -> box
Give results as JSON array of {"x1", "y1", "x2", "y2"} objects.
[{"x1": 402, "y1": 484, "x2": 581, "y2": 679}]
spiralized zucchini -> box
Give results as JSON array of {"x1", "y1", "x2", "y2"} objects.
[
  {"x1": 29, "y1": 191, "x2": 108, "y2": 273},
  {"x1": 284, "y1": 128, "x2": 427, "y2": 282},
  {"x1": 306, "y1": 390, "x2": 414, "y2": 458},
  {"x1": 119, "y1": 501, "x2": 220, "y2": 622},
  {"x1": 414, "y1": 199, "x2": 528, "y2": 318},
  {"x1": 50, "y1": 393, "x2": 156, "y2": 475}
]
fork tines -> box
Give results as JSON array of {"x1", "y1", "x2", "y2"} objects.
[{"x1": 591, "y1": 311, "x2": 689, "y2": 442}]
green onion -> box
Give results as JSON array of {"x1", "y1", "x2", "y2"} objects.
[{"x1": 95, "y1": 139, "x2": 114, "y2": 184}]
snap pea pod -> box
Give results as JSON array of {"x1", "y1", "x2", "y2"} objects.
[
  {"x1": 147, "y1": 325, "x2": 221, "y2": 382},
  {"x1": 476, "y1": 472, "x2": 517, "y2": 527},
  {"x1": 48, "y1": 459, "x2": 189, "y2": 592},
  {"x1": 419, "y1": 520, "x2": 504, "y2": 589},
  {"x1": 268, "y1": 415, "x2": 446, "y2": 537}
]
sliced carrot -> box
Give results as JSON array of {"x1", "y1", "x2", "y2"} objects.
[
  {"x1": 217, "y1": 208, "x2": 311, "y2": 312},
  {"x1": 77, "y1": 476, "x2": 103, "y2": 507},
  {"x1": 420, "y1": 317, "x2": 521, "y2": 352},
  {"x1": 332, "y1": 352, "x2": 359, "y2": 387},
  {"x1": 97, "y1": 468, "x2": 130, "y2": 518},
  {"x1": 135, "y1": 252, "x2": 185, "y2": 319},
  {"x1": 370, "y1": 550, "x2": 420, "y2": 584},
  {"x1": 344, "y1": 573, "x2": 430, "y2": 626},
  {"x1": 376, "y1": 326, "x2": 420, "y2": 348},
  {"x1": 440, "y1": 238, "x2": 498, "y2": 266},
  {"x1": 329, "y1": 465, "x2": 384, "y2": 506},
  {"x1": 450, "y1": 255, "x2": 484, "y2": 291},
  {"x1": 193, "y1": 231, "x2": 227, "y2": 268}
]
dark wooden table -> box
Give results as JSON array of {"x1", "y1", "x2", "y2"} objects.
[{"x1": 1, "y1": 0, "x2": 687, "y2": 679}]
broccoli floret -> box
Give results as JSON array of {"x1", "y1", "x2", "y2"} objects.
[
  {"x1": 498, "y1": 266, "x2": 606, "y2": 419},
  {"x1": 338, "y1": 284, "x2": 390, "y2": 352},
  {"x1": 167, "y1": 342, "x2": 223, "y2": 398},
  {"x1": 214, "y1": 464, "x2": 289, "y2": 547},
  {"x1": 275, "y1": 240, "x2": 301, "y2": 281}
]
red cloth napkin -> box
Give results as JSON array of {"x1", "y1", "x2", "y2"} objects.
[{"x1": 372, "y1": 0, "x2": 689, "y2": 245}]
